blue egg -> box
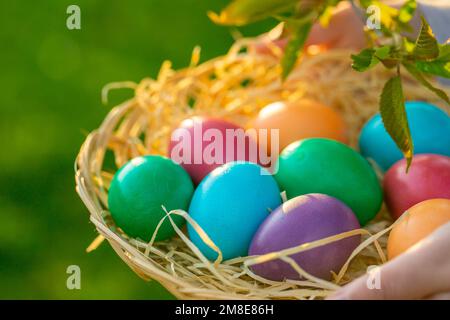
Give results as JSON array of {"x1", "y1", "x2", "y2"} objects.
[
  {"x1": 188, "y1": 162, "x2": 282, "y2": 261},
  {"x1": 359, "y1": 101, "x2": 450, "y2": 171}
]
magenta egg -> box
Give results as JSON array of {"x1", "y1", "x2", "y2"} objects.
[
  {"x1": 249, "y1": 194, "x2": 361, "y2": 281},
  {"x1": 168, "y1": 117, "x2": 258, "y2": 185},
  {"x1": 384, "y1": 154, "x2": 450, "y2": 220}
]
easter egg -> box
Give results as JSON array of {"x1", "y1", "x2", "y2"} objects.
[
  {"x1": 188, "y1": 162, "x2": 282, "y2": 261},
  {"x1": 384, "y1": 154, "x2": 450, "y2": 220},
  {"x1": 387, "y1": 199, "x2": 450, "y2": 259},
  {"x1": 249, "y1": 194, "x2": 361, "y2": 280},
  {"x1": 275, "y1": 138, "x2": 382, "y2": 225},
  {"x1": 359, "y1": 101, "x2": 450, "y2": 171},
  {"x1": 108, "y1": 155, "x2": 194, "y2": 242},
  {"x1": 168, "y1": 117, "x2": 257, "y2": 185},
  {"x1": 249, "y1": 100, "x2": 347, "y2": 155}
]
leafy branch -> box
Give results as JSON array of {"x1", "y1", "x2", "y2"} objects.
[{"x1": 209, "y1": 0, "x2": 450, "y2": 169}]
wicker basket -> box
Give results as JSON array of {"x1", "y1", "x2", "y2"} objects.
[{"x1": 75, "y1": 37, "x2": 449, "y2": 299}]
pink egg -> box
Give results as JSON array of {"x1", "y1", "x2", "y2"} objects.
[
  {"x1": 168, "y1": 117, "x2": 258, "y2": 184},
  {"x1": 384, "y1": 154, "x2": 450, "y2": 220}
]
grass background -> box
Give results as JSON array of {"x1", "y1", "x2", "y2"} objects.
[{"x1": 0, "y1": 0, "x2": 274, "y2": 299}]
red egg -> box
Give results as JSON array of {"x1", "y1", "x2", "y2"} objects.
[
  {"x1": 384, "y1": 154, "x2": 450, "y2": 220},
  {"x1": 168, "y1": 117, "x2": 258, "y2": 185}
]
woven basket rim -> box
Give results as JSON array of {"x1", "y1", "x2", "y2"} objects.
[{"x1": 74, "y1": 38, "x2": 449, "y2": 299}]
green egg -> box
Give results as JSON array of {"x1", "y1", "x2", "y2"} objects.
[
  {"x1": 108, "y1": 155, "x2": 194, "y2": 241},
  {"x1": 275, "y1": 138, "x2": 382, "y2": 225}
]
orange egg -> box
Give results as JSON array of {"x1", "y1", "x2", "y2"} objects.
[
  {"x1": 387, "y1": 198, "x2": 450, "y2": 260},
  {"x1": 249, "y1": 100, "x2": 347, "y2": 155}
]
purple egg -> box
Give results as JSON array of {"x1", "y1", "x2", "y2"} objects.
[{"x1": 249, "y1": 194, "x2": 361, "y2": 281}]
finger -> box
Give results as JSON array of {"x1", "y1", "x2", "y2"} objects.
[
  {"x1": 304, "y1": 2, "x2": 351, "y2": 47},
  {"x1": 426, "y1": 292, "x2": 450, "y2": 300},
  {"x1": 304, "y1": 23, "x2": 335, "y2": 48},
  {"x1": 305, "y1": 4, "x2": 365, "y2": 50},
  {"x1": 327, "y1": 222, "x2": 450, "y2": 300},
  {"x1": 252, "y1": 38, "x2": 287, "y2": 56}
]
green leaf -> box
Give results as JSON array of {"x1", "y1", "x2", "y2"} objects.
[
  {"x1": 438, "y1": 43, "x2": 450, "y2": 60},
  {"x1": 414, "y1": 43, "x2": 450, "y2": 78},
  {"x1": 281, "y1": 21, "x2": 312, "y2": 80},
  {"x1": 404, "y1": 62, "x2": 450, "y2": 104},
  {"x1": 351, "y1": 46, "x2": 390, "y2": 72},
  {"x1": 208, "y1": 0, "x2": 297, "y2": 26},
  {"x1": 415, "y1": 60, "x2": 450, "y2": 79},
  {"x1": 413, "y1": 17, "x2": 439, "y2": 60},
  {"x1": 373, "y1": 46, "x2": 391, "y2": 59},
  {"x1": 379, "y1": 76, "x2": 414, "y2": 169},
  {"x1": 398, "y1": 0, "x2": 417, "y2": 24}
]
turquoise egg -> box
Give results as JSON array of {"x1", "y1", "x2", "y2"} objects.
[
  {"x1": 359, "y1": 101, "x2": 450, "y2": 171},
  {"x1": 188, "y1": 162, "x2": 282, "y2": 261}
]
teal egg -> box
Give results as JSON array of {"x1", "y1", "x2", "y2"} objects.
[
  {"x1": 188, "y1": 162, "x2": 282, "y2": 261},
  {"x1": 108, "y1": 155, "x2": 194, "y2": 241},
  {"x1": 275, "y1": 138, "x2": 382, "y2": 225},
  {"x1": 359, "y1": 101, "x2": 450, "y2": 171}
]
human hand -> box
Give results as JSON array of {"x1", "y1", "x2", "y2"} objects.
[
  {"x1": 327, "y1": 221, "x2": 450, "y2": 300},
  {"x1": 304, "y1": 1, "x2": 366, "y2": 51},
  {"x1": 253, "y1": 1, "x2": 366, "y2": 56}
]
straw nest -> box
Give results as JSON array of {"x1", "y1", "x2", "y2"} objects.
[{"x1": 75, "y1": 34, "x2": 450, "y2": 299}]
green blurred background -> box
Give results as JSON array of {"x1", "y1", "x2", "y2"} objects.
[{"x1": 0, "y1": 0, "x2": 274, "y2": 299}]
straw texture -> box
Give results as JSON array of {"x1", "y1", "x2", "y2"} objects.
[{"x1": 75, "y1": 36, "x2": 449, "y2": 299}]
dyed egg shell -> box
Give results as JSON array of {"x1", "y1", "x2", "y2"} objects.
[
  {"x1": 168, "y1": 117, "x2": 258, "y2": 185},
  {"x1": 188, "y1": 162, "x2": 282, "y2": 261},
  {"x1": 250, "y1": 100, "x2": 347, "y2": 155},
  {"x1": 359, "y1": 101, "x2": 450, "y2": 171},
  {"x1": 275, "y1": 138, "x2": 382, "y2": 225},
  {"x1": 249, "y1": 194, "x2": 361, "y2": 280},
  {"x1": 108, "y1": 155, "x2": 194, "y2": 241},
  {"x1": 387, "y1": 199, "x2": 450, "y2": 259},
  {"x1": 384, "y1": 154, "x2": 450, "y2": 220}
]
